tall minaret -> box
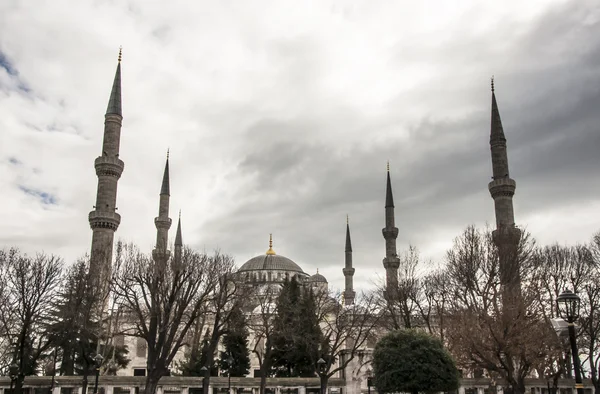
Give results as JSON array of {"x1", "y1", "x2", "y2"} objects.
[
  {"x1": 343, "y1": 215, "x2": 355, "y2": 306},
  {"x1": 487, "y1": 78, "x2": 521, "y2": 302},
  {"x1": 382, "y1": 163, "x2": 400, "y2": 300},
  {"x1": 152, "y1": 152, "x2": 172, "y2": 264},
  {"x1": 88, "y1": 49, "x2": 125, "y2": 290}
]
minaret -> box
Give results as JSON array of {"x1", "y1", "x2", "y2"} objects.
[
  {"x1": 88, "y1": 48, "x2": 125, "y2": 290},
  {"x1": 343, "y1": 215, "x2": 355, "y2": 306},
  {"x1": 487, "y1": 78, "x2": 521, "y2": 302},
  {"x1": 152, "y1": 152, "x2": 172, "y2": 264},
  {"x1": 382, "y1": 162, "x2": 400, "y2": 300}
]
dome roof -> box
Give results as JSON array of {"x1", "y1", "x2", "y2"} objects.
[
  {"x1": 308, "y1": 272, "x2": 328, "y2": 283},
  {"x1": 238, "y1": 234, "x2": 305, "y2": 274},
  {"x1": 238, "y1": 254, "x2": 305, "y2": 273}
]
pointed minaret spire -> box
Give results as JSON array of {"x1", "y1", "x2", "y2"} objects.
[
  {"x1": 88, "y1": 49, "x2": 125, "y2": 293},
  {"x1": 173, "y1": 211, "x2": 183, "y2": 264},
  {"x1": 343, "y1": 215, "x2": 355, "y2": 306},
  {"x1": 175, "y1": 210, "x2": 183, "y2": 246},
  {"x1": 490, "y1": 77, "x2": 508, "y2": 180},
  {"x1": 161, "y1": 150, "x2": 170, "y2": 196},
  {"x1": 385, "y1": 161, "x2": 394, "y2": 209},
  {"x1": 487, "y1": 79, "x2": 522, "y2": 314},
  {"x1": 153, "y1": 152, "x2": 172, "y2": 264},
  {"x1": 106, "y1": 48, "x2": 122, "y2": 116},
  {"x1": 488, "y1": 79, "x2": 516, "y2": 228},
  {"x1": 382, "y1": 163, "x2": 399, "y2": 300}
]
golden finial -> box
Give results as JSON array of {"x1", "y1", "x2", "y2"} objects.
[
  {"x1": 387, "y1": 161, "x2": 390, "y2": 172},
  {"x1": 266, "y1": 233, "x2": 276, "y2": 255},
  {"x1": 118, "y1": 46, "x2": 122, "y2": 63},
  {"x1": 491, "y1": 75, "x2": 495, "y2": 92},
  {"x1": 179, "y1": 209, "x2": 181, "y2": 219},
  {"x1": 346, "y1": 214, "x2": 349, "y2": 225},
  {"x1": 317, "y1": 268, "x2": 319, "y2": 274},
  {"x1": 167, "y1": 148, "x2": 170, "y2": 160}
]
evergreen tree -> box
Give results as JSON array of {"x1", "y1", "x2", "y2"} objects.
[
  {"x1": 220, "y1": 306, "x2": 251, "y2": 377},
  {"x1": 47, "y1": 259, "x2": 100, "y2": 376},
  {"x1": 295, "y1": 288, "x2": 322, "y2": 377},
  {"x1": 373, "y1": 330, "x2": 459, "y2": 394},
  {"x1": 47, "y1": 259, "x2": 129, "y2": 376},
  {"x1": 178, "y1": 330, "x2": 217, "y2": 376},
  {"x1": 270, "y1": 278, "x2": 322, "y2": 377}
]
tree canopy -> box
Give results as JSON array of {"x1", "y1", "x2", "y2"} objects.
[{"x1": 372, "y1": 329, "x2": 460, "y2": 394}]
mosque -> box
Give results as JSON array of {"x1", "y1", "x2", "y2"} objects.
[{"x1": 79, "y1": 48, "x2": 532, "y2": 394}]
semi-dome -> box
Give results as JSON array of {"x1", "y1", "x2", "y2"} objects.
[{"x1": 238, "y1": 234, "x2": 305, "y2": 274}]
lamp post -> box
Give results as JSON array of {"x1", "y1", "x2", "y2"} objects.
[
  {"x1": 366, "y1": 369, "x2": 372, "y2": 394},
  {"x1": 556, "y1": 289, "x2": 584, "y2": 394},
  {"x1": 227, "y1": 355, "x2": 234, "y2": 394},
  {"x1": 92, "y1": 354, "x2": 103, "y2": 394},
  {"x1": 9, "y1": 363, "x2": 19, "y2": 394},
  {"x1": 317, "y1": 358, "x2": 326, "y2": 394},
  {"x1": 50, "y1": 349, "x2": 58, "y2": 394},
  {"x1": 200, "y1": 366, "x2": 208, "y2": 394}
]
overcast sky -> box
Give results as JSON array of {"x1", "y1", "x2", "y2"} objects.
[{"x1": 1, "y1": 0, "x2": 599, "y2": 291}]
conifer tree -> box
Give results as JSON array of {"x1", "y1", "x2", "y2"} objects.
[
  {"x1": 271, "y1": 278, "x2": 322, "y2": 377},
  {"x1": 220, "y1": 305, "x2": 250, "y2": 377}
]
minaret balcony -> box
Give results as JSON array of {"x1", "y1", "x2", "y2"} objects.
[
  {"x1": 382, "y1": 227, "x2": 399, "y2": 239},
  {"x1": 492, "y1": 225, "x2": 521, "y2": 247},
  {"x1": 89, "y1": 210, "x2": 121, "y2": 230},
  {"x1": 383, "y1": 256, "x2": 400, "y2": 269},
  {"x1": 488, "y1": 177, "x2": 516, "y2": 198},
  {"x1": 154, "y1": 217, "x2": 173, "y2": 229},
  {"x1": 95, "y1": 156, "x2": 125, "y2": 177},
  {"x1": 343, "y1": 267, "x2": 355, "y2": 276}
]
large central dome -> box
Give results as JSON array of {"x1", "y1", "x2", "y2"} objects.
[
  {"x1": 237, "y1": 234, "x2": 305, "y2": 274},
  {"x1": 238, "y1": 254, "x2": 304, "y2": 273}
]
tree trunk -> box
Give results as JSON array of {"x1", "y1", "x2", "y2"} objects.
[
  {"x1": 82, "y1": 373, "x2": 89, "y2": 394},
  {"x1": 144, "y1": 373, "x2": 163, "y2": 394},
  {"x1": 508, "y1": 380, "x2": 527, "y2": 394}
]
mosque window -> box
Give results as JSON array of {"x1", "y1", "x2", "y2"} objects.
[
  {"x1": 114, "y1": 334, "x2": 125, "y2": 347},
  {"x1": 136, "y1": 337, "x2": 147, "y2": 357}
]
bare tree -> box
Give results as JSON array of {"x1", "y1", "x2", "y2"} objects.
[
  {"x1": 247, "y1": 284, "x2": 278, "y2": 394},
  {"x1": 197, "y1": 262, "x2": 251, "y2": 394},
  {"x1": 579, "y1": 233, "x2": 600, "y2": 394},
  {"x1": 529, "y1": 243, "x2": 596, "y2": 384},
  {"x1": 316, "y1": 291, "x2": 381, "y2": 394},
  {"x1": 111, "y1": 244, "x2": 226, "y2": 394},
  {"x1": 443, "y1": 226, "x2": 561, "y2": 394},
  {"x1": 378, "y1": 245, "x2": 421, "y2": 330},
  {"x1": 375, "y1": 246, "x2": 449, "y2": 340},
  {"x1": 0, "y1": 248, "x2": 63, "y2": 394}
]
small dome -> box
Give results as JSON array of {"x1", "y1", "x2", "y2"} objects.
[{"x1": 308, "y1": 272, "x2": 328, "y2": 283}]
